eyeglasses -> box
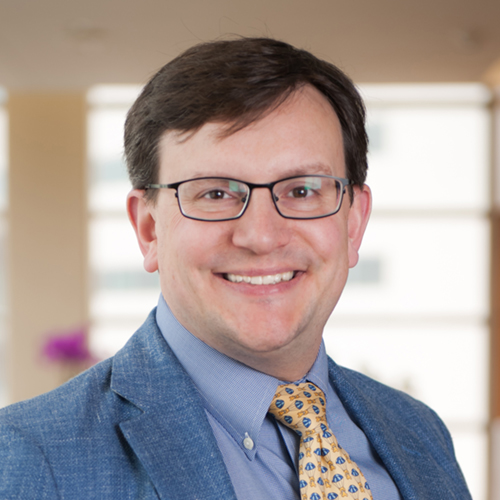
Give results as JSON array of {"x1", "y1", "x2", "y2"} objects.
[{"x1": 145, "y1": 175, "x2": 352, "y2": 222}]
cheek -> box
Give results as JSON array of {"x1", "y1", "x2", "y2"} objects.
[
  {"x1": 306, "y1": 217, "x2": 349, "y2": 267},
  {"x1": 308, "y1": 223, "x2": 351, "y2": 307},
  {"x1": 155, "y1": 211, "x2": 181, "y2": 268},
  {"x1": 158, "y1": 216, "x2": 228, "y2": 280},
  {"x1": 317, "y1": 238, "x2": 350, "y2": 286},
  {"x1": 316, "y1": 231, "x2": 350, "y2": 305}
]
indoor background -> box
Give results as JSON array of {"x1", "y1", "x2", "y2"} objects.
[{"x1": 0, "y1": 1, "x2": 499, "y2": 499}]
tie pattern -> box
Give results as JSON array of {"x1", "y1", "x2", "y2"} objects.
[{"x1": 269, "y1": 382, "x2": 373, "y2": 500}]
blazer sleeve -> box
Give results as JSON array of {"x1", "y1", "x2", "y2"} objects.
[{"x1": 0, "y1": 423, "x2": 61, "y2": 500}]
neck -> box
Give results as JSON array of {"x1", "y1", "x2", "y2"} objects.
[{"x1": 223, "y1": 342, "x2": 321, "y2": 382}]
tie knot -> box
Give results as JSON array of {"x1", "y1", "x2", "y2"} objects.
[{"x1": 269, "y1": 382, "x2": 327, "y2": 436}]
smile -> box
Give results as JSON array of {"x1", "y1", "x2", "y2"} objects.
[{"x1": 224, "y1": 271, "x2": 295, "y2": 285}]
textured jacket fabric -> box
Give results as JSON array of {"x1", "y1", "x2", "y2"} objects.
[{"x1": 0, "y1": 310, "x2": 471, "y2": 500}]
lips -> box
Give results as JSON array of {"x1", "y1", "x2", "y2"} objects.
[{"x1": 224, "y1": 270, "x2": 295, "y2": 285}]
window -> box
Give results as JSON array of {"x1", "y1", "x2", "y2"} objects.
[
  {"x1": 87, "y1": 85, "x2": 160, "y2": 360},
  {"x1": 324, "y1": 84, "x2": 490, "y2": 500}
]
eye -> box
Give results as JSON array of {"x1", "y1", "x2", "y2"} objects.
[
  {"x1": 290, "y1": 186, "x2": 312, "y2": 198},
  {"x1": 204, "y1": 189, "x2": 231, "y2": 200}
]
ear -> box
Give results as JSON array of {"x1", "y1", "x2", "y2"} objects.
[
  {"x1": 347, "y1": 185, "x2": 372, "y2": 268},
  {"x1": 127, "y1": 189, "x2": 159, "y2": 273}
]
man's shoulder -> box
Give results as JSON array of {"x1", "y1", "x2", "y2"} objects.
[
  {"x1": 327, "y1": 357, "x2": 456, "y2": 457},
  {"x1": 328, "y1": 358, "x2": 445, "y2": 424},
  {"x1": 0, "y1": 312, "x2": 154, "y2": 435},
  {"x1": 0, "y1": 309, "x2": 165, "y2": 430},
  {"x1": 328, "y1": 358, "x2": 473, "y2": 499},
  {"x1": 0, "y1": 310, "x2": 170, "y2": 499},
  {"x1": 0, "y1": 358, "x2": 133, "y2": 439}
]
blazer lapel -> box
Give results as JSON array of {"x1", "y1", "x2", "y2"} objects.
[
  {"x1": 328, "y1": 358, "x2": 470, "y2": 500},
  {"x1": 111, "y1": 311, "x2": 237, "y2": 500}
]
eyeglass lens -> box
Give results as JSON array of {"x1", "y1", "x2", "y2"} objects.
[{"x1": 177, "y1": 176, "x2": 343, "y2": 220}]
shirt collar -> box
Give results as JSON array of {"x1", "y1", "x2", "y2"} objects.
[{"x1": 156, "y1": 294, "x2": 331, "y2": 459}]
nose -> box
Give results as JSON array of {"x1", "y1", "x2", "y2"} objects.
[{"x1": 231, "y1": 187, "x2": 292, "y2": 255}]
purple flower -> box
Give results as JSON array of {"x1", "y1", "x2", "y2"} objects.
[{"x1": 42, "y1": 327, "x2": 92, "y2": 363}]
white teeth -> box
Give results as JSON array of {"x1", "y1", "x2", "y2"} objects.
[{"x1": 226, "y1": 271, "x2": 295, "y2": 285}]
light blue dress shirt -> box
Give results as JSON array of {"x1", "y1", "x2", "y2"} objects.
[{"x1": 156, "y1": 295, "x2": 402, "y2": 500}]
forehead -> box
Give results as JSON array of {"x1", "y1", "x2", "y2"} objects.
[{"x1": 158, "y1": 85, "x2": 345, "y2": 181}]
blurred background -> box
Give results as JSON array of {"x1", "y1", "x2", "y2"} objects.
[{"x1": 1, "y1": 1, "x2": 500, "y2": 498}]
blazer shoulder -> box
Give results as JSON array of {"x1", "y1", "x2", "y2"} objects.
[
  {"x1": 0, "y1": 358, "x2": 123, "y2": 500},
  {"x1": 328, "y1": 358, "x2": 457, "y2": 455},
  {"x1": 0, "y1": 357, "x2": 115, "y2": 426},
  {"x1": 0, "y1": 309, "x2": 161, "y2": 431},
  {"x1": 328, "y1": 359, "x2": 472, "y2": 499},
  {"x1": 330, "y1": 358, "x2": 441, "y2": 414},
  {"x1": 0, "y1": 314, "x2": 162, "y2": 499}
]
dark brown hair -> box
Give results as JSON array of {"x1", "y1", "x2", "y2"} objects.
[{"x1": 124, "y1": 37, "x2": 368, "y2": 200}]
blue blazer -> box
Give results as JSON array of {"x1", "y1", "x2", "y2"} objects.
[{"x1": 0, "y1": 310, "x2": 471, "y2": 499}]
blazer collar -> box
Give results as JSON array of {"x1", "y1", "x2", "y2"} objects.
[{"x1": 110, "y1": 310, "x2": 237, "y2": 500}]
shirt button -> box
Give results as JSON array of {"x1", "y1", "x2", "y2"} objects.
[{"x1": 243, "y1": 432, "x2": 254, "y2": 450}]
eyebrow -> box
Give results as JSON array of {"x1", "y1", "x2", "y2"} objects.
[
  {"x1": 187, "y1": 163, "x2": 336, "y2": 180},
  {"x1": 279, "y1": 163, "x2": 336, "y2": 177}
]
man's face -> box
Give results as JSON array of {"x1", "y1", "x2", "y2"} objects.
[{"x1": 128, "y1": 85, "x2": 371, "y2": 380}]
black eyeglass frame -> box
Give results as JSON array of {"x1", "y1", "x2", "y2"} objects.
[{"x1": 145, "y1": 174, "x2": 352, "y2": 222}]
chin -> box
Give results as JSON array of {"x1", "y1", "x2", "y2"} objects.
[{"x1": 233, "y1": 324, "x2": 304, "y2": 353}]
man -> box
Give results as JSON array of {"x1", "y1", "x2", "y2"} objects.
[{"x1": 0, "y1": 38, "x2": 471, "y2": 499}]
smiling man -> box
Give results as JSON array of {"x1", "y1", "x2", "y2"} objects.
[
  {"x1": 128, "y1": 84, "x2": 367, "y2": 383},
  {"x1": 0, "y1": 38, "x2": 471, "y2": 500}
]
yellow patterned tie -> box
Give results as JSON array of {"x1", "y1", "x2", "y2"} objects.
[{"x1": 269, "y1": 382, "x2": 373, "y2": 500}]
